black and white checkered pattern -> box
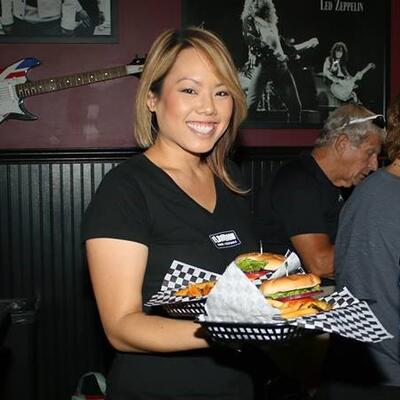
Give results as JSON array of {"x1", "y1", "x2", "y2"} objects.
[
  {"x1": 163, "y1": 301, "x2": 206, "y2": 317},
  {"x1": 287, "y1": 288, "x2": 391, "y2": 343},
  {"x1": 160, "y1": 260, "x2": 221, "y2": 291},
  {"x1": 144, "y1": 260, "x2": 221, "y2": 317},
  {"x1": 321, "y1": 286, "x2": 360, "y2": 307},
  {"x1": 197, "y1": 319, "x2": 316, "y2": 343},
  {"x1": 290, "y1": 302, "x2": 390, "y2": 343},
  {"x1": 198, "y1": 287, "x2": 392, "y2": 344}
]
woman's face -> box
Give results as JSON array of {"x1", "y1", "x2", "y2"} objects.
[{"x1": 147, "y1": 47, "x2": 233, "y2": 156}]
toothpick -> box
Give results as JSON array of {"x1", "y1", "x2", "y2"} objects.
[{"x1": 259, "y1": 240, "x2": 263, "y2": 254}]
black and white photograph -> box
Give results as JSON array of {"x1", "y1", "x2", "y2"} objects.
[
  {"x1": 182, "y1": 0, "x2": 390, "y2": 128},
  {"x1": 0, "y1": 0, "x2": 117, "y2": 43}
]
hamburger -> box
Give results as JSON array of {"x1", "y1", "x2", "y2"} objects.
[
  {"x1": 235, "y1": 252, "x2": 286, "y2": 280},
  {"x1": 260, "y1": 273, "x2": 332, "y2": 319},
  {"x1": 259, "y1": 273, "x2": 322, "y2": 301}
]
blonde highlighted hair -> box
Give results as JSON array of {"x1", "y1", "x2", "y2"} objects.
[{"x1": 134, "y1": 27, "x2": 248, "y2": 193}]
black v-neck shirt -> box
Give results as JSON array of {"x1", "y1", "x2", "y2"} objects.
[
  {"x1": 81, "y1": 153, "x2": 258, "y2": 399},
  {"x1": 82, "y1": 153, "x2": 257, "y2": 302}
]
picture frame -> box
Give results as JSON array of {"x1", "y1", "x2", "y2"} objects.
[
  {"x1": 182, "y1": 0, "x2": 390, "y2": 129},
  {"x1": 0, "y1": 0, "x2": 118, "y2": 43}
]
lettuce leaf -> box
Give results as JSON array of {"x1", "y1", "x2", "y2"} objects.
[
  {"x1": 267, "y1": 285, "x2": 321, "y2": 299},
  {"x1": 236, "y1": 258, "x2": 267, "y2": 272}
]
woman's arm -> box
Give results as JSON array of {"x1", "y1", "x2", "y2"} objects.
[{"x1": 86, "y1": 238, "x2": 209, "y2": 353}]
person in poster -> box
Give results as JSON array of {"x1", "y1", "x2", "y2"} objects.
[
  {"x1": 322, "y1": 41, "x2": 376, "y2": 104},
  {"x1": 240, "y1": 0, "x2": 319, "y2": 123}
]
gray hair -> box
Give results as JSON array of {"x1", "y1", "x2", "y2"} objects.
[{"x1": 315, "y1": 104, "x2": 386, "y2": 147}]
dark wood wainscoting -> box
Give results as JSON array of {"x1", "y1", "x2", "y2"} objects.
[{"x1": 0, "y1": 147, "x2": 306, "y2": 400}]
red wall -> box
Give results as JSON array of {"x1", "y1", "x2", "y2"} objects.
[{"x1": 0, "y1": 0, "x2": 398, "y2": 150}]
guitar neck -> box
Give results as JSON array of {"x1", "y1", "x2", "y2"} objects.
[
  {"x1": 15, "y1": 65, "x2": 129, "y2": 99},
  {"x1": 357, "y1": 64, "x2": 374, "y2": 80}
]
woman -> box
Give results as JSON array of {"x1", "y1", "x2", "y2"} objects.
[
  {"x1": 82, "y1": 27, "x2": 259, "y2": 399},
  {"x1": 315, "y1": 96, "x2": 400, "y2": 399}
]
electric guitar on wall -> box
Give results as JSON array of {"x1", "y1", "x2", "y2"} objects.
[
  {"x1": 0, "y1": 56, "x2": 145, "y2": 124},
  {"x1": 330, "y1": 62, "x2": 375, "y2": 102}
]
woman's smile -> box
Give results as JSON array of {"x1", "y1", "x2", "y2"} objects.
[{"x1": 186, "y1": 121, "x2": 218, "y2": 135}]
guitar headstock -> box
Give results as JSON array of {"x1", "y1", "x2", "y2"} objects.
[{"x1": 127, "y1": 55, "x2": 146, "y2": 77}]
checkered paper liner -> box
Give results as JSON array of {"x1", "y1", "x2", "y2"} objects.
[
  {"x1": 198, "y1": 287, "x2": 393, "y2": 344},
  {"x1": 145, "y1": 257, "x2": 304, "y2": 318},
  {"x1": 159, "y1": 260, "x2": 221, "y2": 291},
  {"x1": 289, "y1": 289, "x2": 392, "y2": 343},
  {"x1": 145, "y1": 260, "x2": 221, "y2": 317}
]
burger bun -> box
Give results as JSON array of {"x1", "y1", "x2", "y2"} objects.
[{"x1": 260, "y1": 273, "x2": 321, "y2": 297}]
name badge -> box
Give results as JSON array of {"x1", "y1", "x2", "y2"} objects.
[{"x1": 209, "y1": 230, "x2": 241, "y2": 249}]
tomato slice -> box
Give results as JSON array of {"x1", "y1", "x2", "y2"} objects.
[
  {"x1": 278, "y1": 290, "x2": 323, "y2": 302},
  {"x1": 245, "y1": 270, "x2": 268, "y2": 280}
]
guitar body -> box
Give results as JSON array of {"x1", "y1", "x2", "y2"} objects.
[
  {"x1": 329, "y1": 63, "x2": 375, "y2": 102},
  {"x1": 0, "y1": 58, "x2": 41, "y2": 123},
  {"x1": 0, "y1": 56, "x2": 145, "y2": 124},
  {"x1": 330, "y1": 78, "x2": 357, "y2": 102}
]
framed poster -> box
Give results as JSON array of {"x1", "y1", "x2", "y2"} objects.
[
  {"x1": 182, "y1": 0, "x2": 390, "y2": 129},
  {"x1": 0, "y1": 0, "x2": 117, "y2": 43}
]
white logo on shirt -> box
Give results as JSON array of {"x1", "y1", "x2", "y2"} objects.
[{"x1": 209, "y1": 230, "x2": 241, "y2": 249}]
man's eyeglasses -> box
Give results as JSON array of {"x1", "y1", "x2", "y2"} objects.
[{"x1": 337, "y1": 114, "x2": 386, "y2": 131}]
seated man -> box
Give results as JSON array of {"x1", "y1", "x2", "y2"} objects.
[
  {"x1": 314, "y1": 95, "x2": 400, "y2": 399},
  {"x1": 254, "y1": 104, "x2": 386, "y2": 279}
]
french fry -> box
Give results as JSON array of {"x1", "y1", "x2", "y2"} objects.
[
  {"x1": 175, "y1": 281, "x2": 216, "y2": 298},
  {"x1": 267, "y1": 297, "x2": 332, "y2": 319}
]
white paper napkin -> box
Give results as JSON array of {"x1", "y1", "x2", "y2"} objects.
[
  {"x1": 204, "y1": 261, "x2": 280, "y2": 323},
  {"x1": 269, "y1": 251, "x2": 302, "y2": 279}
]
